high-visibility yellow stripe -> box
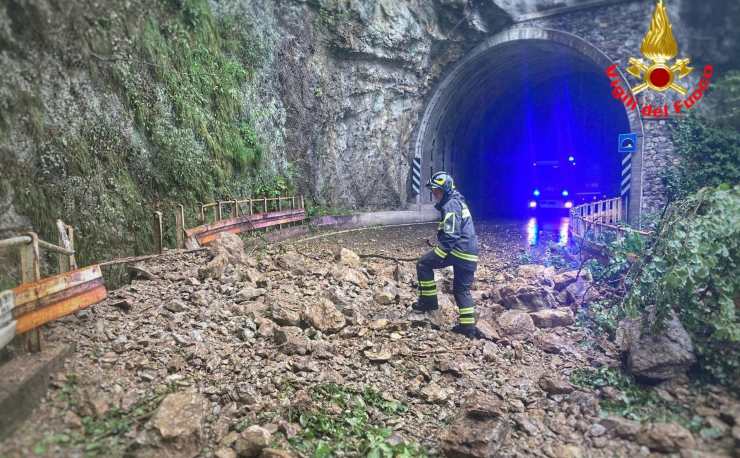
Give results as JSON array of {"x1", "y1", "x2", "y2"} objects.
[
  {"x1": 434, "y1": 247, "x2": 448, "y2": 258},
  {"x1": 459, "y1": 317, "x2": 475, "y2": 324},
  {"x1": 458, "y1": 307, "x2": 474, "y2": 315},
  {"x1": 418, "y1": 280, "x2": 436, "y2": 287},
  {"x1": 419, "y1": 286, "x2": 437, "y2": 293},
  {"x1": 451, "y1": 250, "x2": 478, "y2": 262},
  {"x1": 420, "y1": 290, "x2": 438, "y2": 297}
]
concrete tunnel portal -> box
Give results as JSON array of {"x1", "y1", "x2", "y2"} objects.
[{"x1": 413, "y1": 28, "x2": 644, "y2": 224}]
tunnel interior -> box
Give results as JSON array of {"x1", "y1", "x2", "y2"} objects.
[{"x1": 419, "y1": 37, "x2": 632, "y2": 221}]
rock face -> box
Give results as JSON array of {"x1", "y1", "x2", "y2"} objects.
[{"x1": 616, "y1": 311, "x2": 696, "y2": 382}]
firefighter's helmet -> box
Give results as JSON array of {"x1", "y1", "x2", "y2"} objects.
[{"x1": 426, "y1": 171, "x2": 455, "y2": 195}]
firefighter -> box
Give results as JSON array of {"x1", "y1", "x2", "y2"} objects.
[{"x1": 413, "y1": 171, "x2": 480, "y2": 338}]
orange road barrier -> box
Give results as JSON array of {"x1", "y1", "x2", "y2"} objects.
[{"x1": 0, "y1": 266, "x2": 107, "y2": 348}]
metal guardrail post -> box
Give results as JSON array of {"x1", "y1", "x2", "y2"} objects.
[
  {"x1": 20, "y1": 232, "x2": 42, "y2": 353},
  {"x1": 278, "y1": 197, "x2": 283, "y2": 231},
  {"x1": 153, "y1": 211, "x2": 163, "y2": 254},
  {"x1": 175, "y1": 205, "x2": 185, "y2": 249}
]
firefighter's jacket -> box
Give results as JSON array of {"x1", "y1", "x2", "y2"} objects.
[{"x1": 433, "y1": 190, "x2": 479, "y2": 262}]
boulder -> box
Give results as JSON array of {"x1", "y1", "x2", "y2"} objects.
[
  {"x1": 199, "y1": 232, "x2": 248, "y2": 280},
  {"x1": 616, "y1": 311, "x2": 696, "y2": 382},
  {"x1": 516, "y1": 264, "x2": 556, "y2": 285},
  {"x1": 464, "y1": 394, "x2": 505, "y2": 420},
  {"x1": 302, "y1": 298, "x2": 346, "y2": 333},
  {"x1": 534, "y1": 332, "x2": 568, "y2": 354},
  {"x1": 496, "y1": 310, "x2": 536, "y2": 337},
  {"x1": 215, "y1": 448, "x2": 237, "y2": 458},
  {"x1": 420, "y1": 382, "x2": 452, "y2": 403},
  {"x1": 270, "y1": 302, "x2": 302, "y2": 327},
  {"x1": 553, "y1": 269, "x2": 592, "y2": 291},
  {"x1": 440, "y1": 417, "x2": 510, "y2": 458},
  {"x1": 331, "y1": 267, "x2": 368, "y2": 288},
  {"x1": 335, "y1": 247, "x2": 361, "y2": 268},
  {"x1": 276, "y1": 251, "x2": 306, "y2": 276},
  {"x1": 234, "y1": 425, "x2": 271, "y2": 457},
  {"x1": 255, "y1": 317, "x2": 277, "y2": 338},
  {"x1": 151, "y1": 391, "x2": 207, "y2": 454},
  {"x1": 530, "y1": 308, "x2": 575, "y2": 328},
  {"x1": 428, "y1": 295, "x2": 458, "y2": 329},
  {"x1": 373, "y1": 285, "x2": 398, "y2": 305},
  {"x1": 364, "y1": 347, "x2": 393, "y2": 362},
  {"x1": 538, "y1": 375, "x2": 574, "y2": 395},
  {"x1": 636, "y1": 423, "x2": 696, "y2": 452},
  {"x1": 274, "y1": 327, "x2": 311, "y2": 355},
  {"x1": 476, "y1": 319, "x2": 500, "y2": 341},
  {"x1": 237, "y1": 287, "x2": 267, "y2": 302},
  {"x1": 499, "y1": 283, "x2": 558, "y2": 312}
]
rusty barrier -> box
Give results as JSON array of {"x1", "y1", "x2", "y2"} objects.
[
  {"x1": 0, "y1": 196, "x2": 306, "y2": 352},
  {"x1": 169, "y1": 196, "x2": 306, "y2": 248},
  {"x1": 0, "y1": 221, "x2": 107, "y2": 352}
]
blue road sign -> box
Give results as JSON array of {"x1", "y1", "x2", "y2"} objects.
[{"x1": 618, "y1": 133, "x2": 637, "y2": 153}]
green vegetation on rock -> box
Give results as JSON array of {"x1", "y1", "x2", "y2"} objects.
[
  {"x1": 3, "y1": 0, "x2": 292, "y2": 278},
  {"x1": 286, "y1": 384, "x2": 427, "y2": 457}
]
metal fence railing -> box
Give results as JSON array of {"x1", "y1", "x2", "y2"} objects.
[{"x1": 570, "y1": 197, "x2": 651, "y2": 247}]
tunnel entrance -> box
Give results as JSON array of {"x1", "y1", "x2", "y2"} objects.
[{"x1": 413, "y1": 28, "x2": 643, "y2": 224}]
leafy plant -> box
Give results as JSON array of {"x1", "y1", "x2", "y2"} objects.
[
  {"x1": 622, "y1": 185, "x2": 740, "y2": 390},
  {"x1": 287, "y1": 384, "x2": 426, "y2": 457}
]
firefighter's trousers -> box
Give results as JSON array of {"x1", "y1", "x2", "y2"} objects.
[{"x1": 416, "y1": 249, "x2": 477, "y2": 325}]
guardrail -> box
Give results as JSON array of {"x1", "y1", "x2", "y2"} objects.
[
  {"x1": 0, "y1": 221, "x2": 107, "y2": 352},
  {"x1": 570, "y1": 197, "x2": 651, "y2": 246},
  {"x1": 175, "y1": 196, "x2": 306, "y2": 248},
  {"x1": 1, "y1": 196, "x2": 306, "y2": 352}
]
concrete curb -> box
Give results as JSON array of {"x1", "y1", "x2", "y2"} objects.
[{"x1": 0, "y1": 343, "x2": 74, "y2": 440}]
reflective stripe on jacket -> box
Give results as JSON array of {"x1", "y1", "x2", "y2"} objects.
[{"x1": 434, "y1": 190, "x2": 479, "y2": 262}]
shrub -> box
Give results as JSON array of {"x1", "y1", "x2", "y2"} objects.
[{"x1": 622, "y1": 185, "x2": 740, "y2": 389}]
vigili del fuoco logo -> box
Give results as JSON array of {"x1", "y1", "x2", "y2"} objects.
[{"x1": 606, "y1": 0, "x2": 714, "y2": 118}]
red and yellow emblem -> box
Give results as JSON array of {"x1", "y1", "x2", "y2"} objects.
[{"x1": 627, "y1": 0, "x2": 693, "y2": 95}]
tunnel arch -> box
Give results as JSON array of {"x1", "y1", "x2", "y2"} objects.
[{"x1": 413, "y1": 27, "x2": 644, "y2": 223}]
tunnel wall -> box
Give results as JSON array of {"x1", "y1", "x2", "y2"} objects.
[{"x1": 413, "y1": 1, "x2": 700, "y2": 224}]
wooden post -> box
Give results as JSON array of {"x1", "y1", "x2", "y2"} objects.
[
  {"x1": 217, "y1": 201, "x2": 223, "y2": 221},
  {"x1": 153, "y1": 211, "x2": 163, "y2": 254},
  {"x1": 249, "y1": 199, "x2": 253, "y2": 215},
  {"x1": 264, "y1": 198, "x2": 267, "y2": 213},
  {"x1": 199, "y1": 204, "x2": 205, "y2": 224},
  {"x1": 56, "y1": 220, "x2": 72, "y2": 274},
  {"x1": 20, "y1": 232, "x2": 42, "y2": 352},
  {"x1": 234, "y1": 200, "x2": 239, "y2": 218},
  {"x1": 175, "y1": 205, "x2": 185, "y2": 249},
  {"x1": 300, "y1": 195, "x2": 305, "y2": 209}
]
